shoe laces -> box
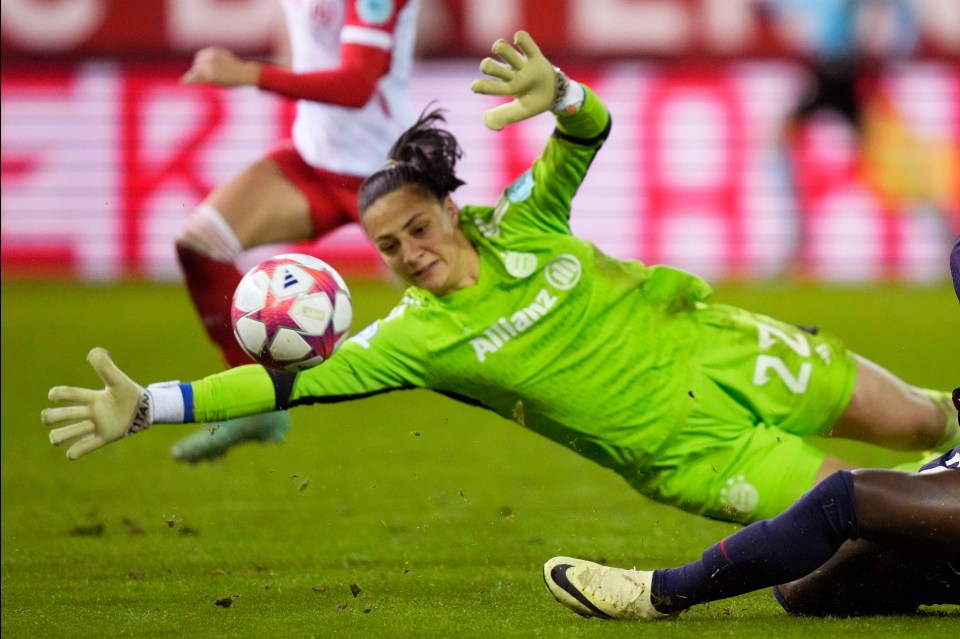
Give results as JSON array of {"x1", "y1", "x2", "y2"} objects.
[{"x1": 577, "y1": 565, "x2": 647, "y2": 610}]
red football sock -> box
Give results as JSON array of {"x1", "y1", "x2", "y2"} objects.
[{"x1": 176, "y1": 243, "x2": 251, "y2": 368}]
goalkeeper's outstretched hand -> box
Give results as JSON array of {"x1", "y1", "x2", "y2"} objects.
[
  {"x1": 470, "y1": 31, "x2": 558, "y2": 131},
  {"x1": 41, "y1": 348, "x2": 153, "y2": 460}
]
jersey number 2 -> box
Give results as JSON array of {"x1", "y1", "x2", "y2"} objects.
[{"x1": 752, "y1": 323, "x2": 811, "y2": 394}]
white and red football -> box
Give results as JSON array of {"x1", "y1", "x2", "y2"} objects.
[{"x1": 231, "y1": 253, "x2": 352, "y2": 372}]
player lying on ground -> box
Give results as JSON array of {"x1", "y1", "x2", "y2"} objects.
[
  {"x1": 547, "y1": 238, "x2": 960, "y2": 620},
  {"x1": 544, "y1": 445, "x2": 959, "y2": 619},
  {"x1": 42, "y1": 32, "x2": 958, "y2": 528}
]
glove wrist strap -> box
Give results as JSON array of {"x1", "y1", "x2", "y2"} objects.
[
  {"x1": 551, "y1": 68, "x2": 584, "y2": 115},
  {"x1": 128, "y1": 390, "x2": 154, "y2": 435},
  {"x1": 146, "y1": 381, "x2": 186, "y2": 424}
]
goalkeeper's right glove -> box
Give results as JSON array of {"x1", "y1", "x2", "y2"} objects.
[{"x1": 41, "y1": 348, "x2": 154, "y2": 460}]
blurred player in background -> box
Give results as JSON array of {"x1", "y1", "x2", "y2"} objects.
[
  {"x1": 173, "y1": 0, "x2": 419, "y2": 462},
  {"x1": 765, "y1": 0, "x2": 918, "y2": 141},
  {"x1": 760, "y1": 0, "x2": 924, "y2": 273},
  {"x1": 43, "y1": 32, "x2": 958, "y2": 532},
  {"x1": 544, "y1": 238, "x2": 960, "y2": 620}
]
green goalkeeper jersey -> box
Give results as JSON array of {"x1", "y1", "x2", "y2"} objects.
[{"x1": 192, "y1": 87, "x2": 714, "y2": 477}]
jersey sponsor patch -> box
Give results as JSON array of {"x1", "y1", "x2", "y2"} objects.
[
  {"x1": 544, "y1": 254, "x2": 582, "y2": 290},
  {"x1": 355, "y1": 0, "x2": 394, "y2": 25},
  {"x1": 348, "y1": 321, "x2": 380, "y2": 349},
  {"x1": 719, "y1": 475, "x2": 759, "y2": 518},
  {"x1": 501, "y1": 251, "x2": 538, "y2": 278}
]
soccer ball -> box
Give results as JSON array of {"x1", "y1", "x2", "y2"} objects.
[{"x1": 231, "y1": 253, "x2": 352, "y2": 372}]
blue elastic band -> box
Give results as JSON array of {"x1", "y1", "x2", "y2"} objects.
[{"x1": 179, "y1": 383, "x2": 194, "y2": 423}]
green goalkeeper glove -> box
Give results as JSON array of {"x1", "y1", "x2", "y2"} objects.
[
  {"x1": 41, "y1": 348, "x2": 153, "y2": 460},
  {"x1": 471, "y1": 30, "x2": 567, "y2": 131}
]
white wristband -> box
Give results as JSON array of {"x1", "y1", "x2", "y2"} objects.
[
  {"x1": 551, "y1": 70, "x2": 585, "y2": 115},
  {"x1": 146, "y1": 381, "x2": 186, "y2": 423}
]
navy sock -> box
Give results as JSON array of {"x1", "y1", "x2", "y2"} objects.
[{"x1": 652, "y1": 470, "x2": 859, "y2": 613}]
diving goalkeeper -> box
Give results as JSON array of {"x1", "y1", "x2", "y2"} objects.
[{"x1": 42, "y1": 32, "x2": 958, "y2": 527}]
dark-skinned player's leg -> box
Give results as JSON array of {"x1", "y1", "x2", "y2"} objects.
[
  {"x1": 545, "y1": 455, "x2": 959, "y2": 620},
  {"x1": 775, "y1": 468, "x2": 960, "y2": 616}
]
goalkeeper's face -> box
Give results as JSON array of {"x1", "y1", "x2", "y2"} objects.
[{"x1": 363, "y1": 185, "x2": 479, "y2": 296}]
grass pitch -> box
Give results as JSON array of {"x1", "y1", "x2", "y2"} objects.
[{"x1": 2, "y1": 278, "x2": 957, "y2": 638}]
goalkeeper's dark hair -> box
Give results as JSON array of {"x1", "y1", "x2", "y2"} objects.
[{"x1": 359, "y1": 106, "x2": 466, "y2": 216}]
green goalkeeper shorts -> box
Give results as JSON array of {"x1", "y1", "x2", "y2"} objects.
[{"x1": 631, "y1": 303, "x2": 858, "y2": 525}]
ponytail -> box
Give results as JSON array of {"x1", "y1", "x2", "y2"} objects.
[{"x1": 359, "y1": 106, "x2": 466, "y2": 215}]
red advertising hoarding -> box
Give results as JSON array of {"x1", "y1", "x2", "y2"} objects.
[
  {"x1": 2, "y1": 1, "x2": 959, "y2": 281},
  {"x1": 3, "y1": 0, "x2": 959, "y2": 59},
  {"x1": 3, "y1": 60, "x2": 957, "y2": 281}
]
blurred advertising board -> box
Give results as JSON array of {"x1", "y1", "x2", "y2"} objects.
[
  {"x1": 3, "y1": 60, "x2": 957, "y2": 281},
  {"x1": 2, "y1": 0, "x2": 959, "y2": 60}
]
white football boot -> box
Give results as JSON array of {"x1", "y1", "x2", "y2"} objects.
[{"x1": 543, "y1": 556, "x2": 677, "y2": 621}]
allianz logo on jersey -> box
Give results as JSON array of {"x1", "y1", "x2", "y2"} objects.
[{"x1": 471, "y1": 254, "x2": 582, "y2": 362}]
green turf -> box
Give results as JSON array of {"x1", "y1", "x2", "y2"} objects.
[{"x1": 2, "y1": 278, "x2": 957, "y2": 638}]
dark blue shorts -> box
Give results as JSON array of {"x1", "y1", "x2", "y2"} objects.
[{"x1": 918, "y1": 445, "x2": 960, "y2": 473}]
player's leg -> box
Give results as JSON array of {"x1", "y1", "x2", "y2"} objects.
[
  {"x1": 545, "y1": 464, "x2": 960, "y2": 620},
  {"x1": 173, "y1": 157, "x2": 311, "y2": 462},
  {"x1": 774, "y1": 539, "x2": 960, "y2": 616},
  {"x1": 176, "y1": 155, "x2": 315, "y2": 367},
  {"x1": 829, "y1": 354, "x2": 958, "y2": 451},
  {"x1": 545, "y1": 469, "x2": 861, "y2": 620},
  {"x1": 691, "y1": 462, "x2": 960, "y2": 614},
  {"x1": 775, "y1": 467, "x2": 960, "y2": 616},
  {"x1": 172, "y1": 146, "x2": 362, "y2": 463},
  {"x1": 854, "y1": 465, "x2": 960, "y2": 548},
  {"x1": 699, "y1": 304, "x2": 956, "y2": 454}
]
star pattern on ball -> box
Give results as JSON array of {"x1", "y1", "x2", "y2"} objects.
[
  {"x1": 244, "y1": 286, "x2": 305, "y2": 344},
  {"x1": 231, "y1": 254, "x2": 352, "y2": 371}
]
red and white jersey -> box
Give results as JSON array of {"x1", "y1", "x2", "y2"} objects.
[{"x1": 278, "y1": 0, "x2": 419, "y2": 177}]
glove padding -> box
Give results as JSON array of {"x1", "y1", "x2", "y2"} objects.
[
  {"x1": 470, "y1": 31, "x2": 557, "y2": 131},
  {"x1": 41, "y1": 348, "x2": 152, "y2": 460}
]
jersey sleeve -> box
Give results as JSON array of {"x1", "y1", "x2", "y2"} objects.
[
  {"x1": 504, "y1": 85, "x2": 612, "y2": 236},
  {"x1": 257, "y1": 0, "x2": 412, "y2": 107},
  {"x1": 189, "y1": 364, "x2": 286, "y2": 423},
  {"x1": 187, "y1": 299, "x2": 429, "y2": 423},
  {"x1": 257, "y1": 45, "x2": 390, "y2": 107},
  {"x1": 286, "y1": 306, "x2": 429, "y2": 408}
]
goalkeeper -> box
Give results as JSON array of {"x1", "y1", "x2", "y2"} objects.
[
  {"x1": 42, "y1": 32, "x2": 958, "y2": 526},
  {"x1": 543, "y1": 237, "x2": 960, "y2": 620}
]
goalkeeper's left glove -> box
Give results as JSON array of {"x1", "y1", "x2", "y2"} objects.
[
  {"x1": 41, "y1": 348, "x2": 154, "y2": 460},
  {"x1": 470, "y1": 31, "x2": 581, "y2": 131}
]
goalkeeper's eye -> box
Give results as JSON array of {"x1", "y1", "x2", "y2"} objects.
[{"x1": 377, "y1": 240, "x2": 399, "y2": 255}]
